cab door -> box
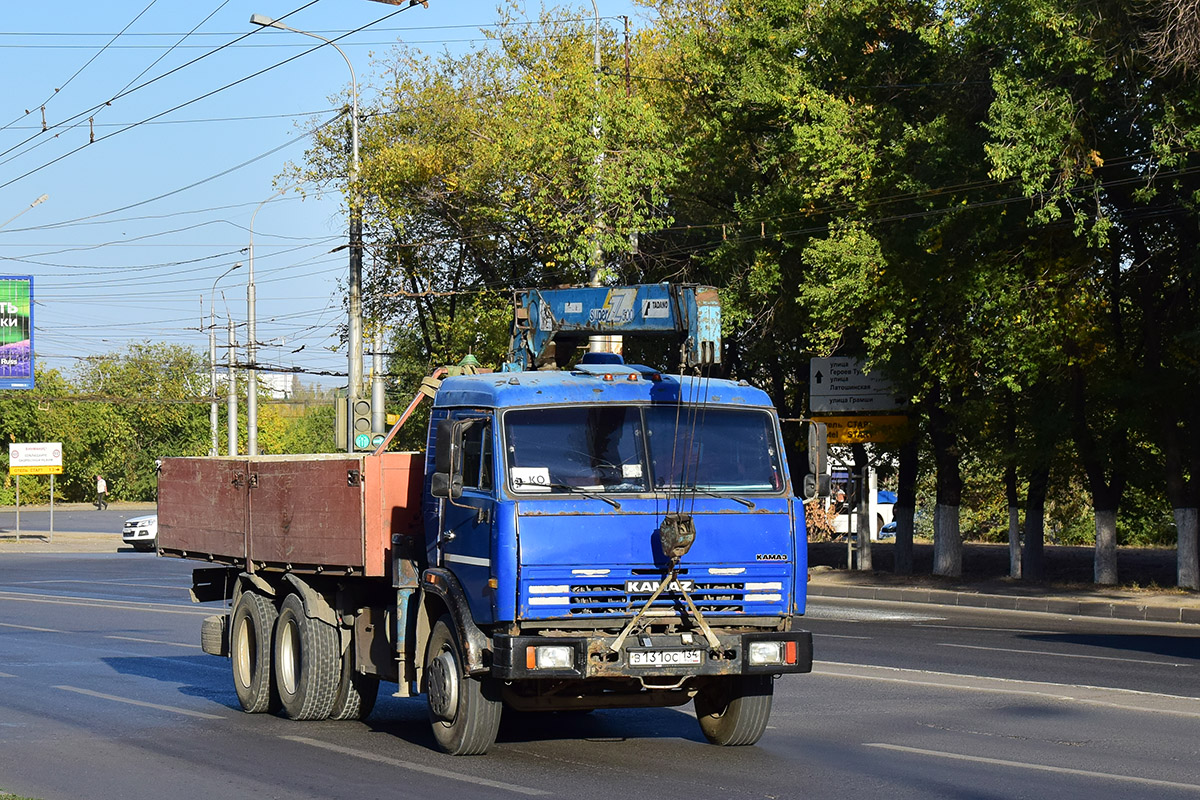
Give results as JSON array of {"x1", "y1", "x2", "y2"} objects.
[{"x1": 436, "y1": 413, "x2": 497, "y2": 623}]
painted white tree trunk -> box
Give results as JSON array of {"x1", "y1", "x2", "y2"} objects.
[
  {"x1": 1008, "y1": 505, "x2": 1022, "y2": 579},
  {"x1": 1094, "y1": 508, "x2": 1118, "y2": 585},
  {"x1": 1176, "y1": 508, "x2": 1199, "y2": 590},
  {"x1": 933, "y1": 503, "x2": 962, "y2": 577}
]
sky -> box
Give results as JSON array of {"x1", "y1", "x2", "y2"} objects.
[{"x1": 0, "y1": 0, "x2": 643, "y2": 391}]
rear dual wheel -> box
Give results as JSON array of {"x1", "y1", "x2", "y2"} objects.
[
  {"x1": 230, "y1": 591, "x2": 279, "y2": 714},
  {"x1": 328, "y1": 643, "x2": 380, "y2": 721},
  {"x1": 274, "y1": 593, "x2": 341, "y2": 721}
]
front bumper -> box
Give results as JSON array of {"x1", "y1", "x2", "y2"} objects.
[
  {"x1": 122, "y1": 527, "x2": 157, "y2": 545},
  {"x1": 491, "y1": 629, "x2": 813, "y2": 680}
]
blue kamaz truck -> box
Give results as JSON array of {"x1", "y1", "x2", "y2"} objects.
[{"x1": 158, "y1": 285, "x2": 827, "y2": 755}]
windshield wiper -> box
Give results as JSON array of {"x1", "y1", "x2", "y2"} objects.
[
  {"x1": 548, "y1": 483, "x2": 622, "y2": 509},
  {"x1": 663, "y1": 488, "x2": 755, "y2": 509}
]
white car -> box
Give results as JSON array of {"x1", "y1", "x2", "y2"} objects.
[{"x1": 122, "y1": 514, "x2": 158, "y2": 552}]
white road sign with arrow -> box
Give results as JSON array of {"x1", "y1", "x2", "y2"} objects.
[{"x1": 809, "y1": 357, "x2": 908, "y2": 413}]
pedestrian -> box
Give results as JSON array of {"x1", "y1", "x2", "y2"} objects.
[{"x1": 95, "y1": 474, "x2": 108, "y2": 510}]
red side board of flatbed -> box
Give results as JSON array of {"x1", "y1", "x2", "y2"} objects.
[{"x1": 157, "y1": 452, "x2": 424, "y2": 578}]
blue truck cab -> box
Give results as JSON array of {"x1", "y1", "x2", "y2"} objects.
[{"x1": 418, "y1": 355, "x2": 814, "y2": 753}]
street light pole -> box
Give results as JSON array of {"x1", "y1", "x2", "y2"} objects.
[
  {"x1": 209, "y1": 263, "x2": 242, "y2": 456},
  {"x1": 251, "y1": 13, "x2": 361, "y2": 453},
  {"x1": 0, "y1": 193, "x2": 49, "y2": 231}
]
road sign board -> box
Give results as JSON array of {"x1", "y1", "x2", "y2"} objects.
[
  {"x1": 8, "y1": 442, "x2": 64, "y2": 475},
  {"x1": 814, "y1": 416, "x2": 910, "y2": 444},
  {"x1": 809, "y1": 357, "x2": 907, "y2": 413}
]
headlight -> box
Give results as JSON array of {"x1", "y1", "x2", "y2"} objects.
[
  {"x1": 748, "y1": 640, "x2": 799, "y2": 666},
  {"x1": 525, "y1": 645, "x2": 574, "y2": 670}
]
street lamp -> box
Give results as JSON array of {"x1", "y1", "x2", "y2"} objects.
[
  {"x1": 209, "y1": 263, "x2": 242, "y2": 456},
  {"x1": 0, "y1": 193, "x2": 49, "y2": 231},
  {"x1": 251, "y1": 13, "x2": 363, "y2": 453}
]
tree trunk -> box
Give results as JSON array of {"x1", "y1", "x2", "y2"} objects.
[
  {"x1": 1069, "y1": 364, "x2": 1125, "y2": 587},
  {"x1": 893, "y1": 437, "x2": 918, "y2": 576},
  {"x1": 1021, "y1": 464, "x2": 1048, "y2": 582},
  {"x1": 1094, "y1": 508, "x2": 1118, "y2": 585},
  {"x1": 1005, "y1": 462, "x2": 1021, "y2": 579},
  {"x1": 1176, "y1": 508, "x2": 1199, "y2": 590},
  {"x1": 929, "y1": 391, "x2": 962, "y2": 578},
  {"x1": 933, "y1": 504, "x2": 962, "y2": 577}
]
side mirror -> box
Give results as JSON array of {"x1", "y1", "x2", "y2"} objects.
[
  {"x1": 807, "y1": 422, "x2": 828, "y2": 476},
  {"x1": 430, "y1": 471, "x2": 463, "y2": 500},
  {"x1": 804, "y1": 422, "x2": 830, "y2": 499}
]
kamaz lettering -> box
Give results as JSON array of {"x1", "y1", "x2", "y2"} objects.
[{"x1": 625, "y1": 579, "x2": 695, "y2": 593}]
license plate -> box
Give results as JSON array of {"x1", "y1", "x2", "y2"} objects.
[{"x1": 628, "y1": 649, "x2": 702, "y2": 667}]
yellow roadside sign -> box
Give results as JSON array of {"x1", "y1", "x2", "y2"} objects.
[
  {"x1": 814, "y1": 415, "x2": 909, "y2": 444},
  {"x1": 10, "y1": 464, "x2": 64, "y2": 475}
]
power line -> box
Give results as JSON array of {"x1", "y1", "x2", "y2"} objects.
[
  {"x1": 0, "y1": 0, "x2": 160, "y2": 134},
  {"x1": 0, "y1": 0, "x2": 321, "y2": 163}
]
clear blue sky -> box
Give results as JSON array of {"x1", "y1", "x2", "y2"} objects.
[{"x1": 0, "y1": 0, "x2": 643, "y2": 391}]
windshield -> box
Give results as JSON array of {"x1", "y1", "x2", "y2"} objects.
[
  {"x1": 505, "y1": 406, "x2": 647, "y2": 492},
  {"x1": 646, "y1": 407, "x2": 782, "y2": 492},
  {"x1": 503, "y1": 405, "x2": 782, "y2": 495}
]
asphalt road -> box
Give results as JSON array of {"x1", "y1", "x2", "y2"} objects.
[
  {"x1": 1, "y1": 554, "x2": 1199, "y2": 800},
  {"x1": 0, "y1": 506, "x2": 154, "y2": 536}
]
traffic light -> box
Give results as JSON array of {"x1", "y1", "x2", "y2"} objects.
[{"x1": 351, "y1": 398, "x2": 373, "y2": 450}]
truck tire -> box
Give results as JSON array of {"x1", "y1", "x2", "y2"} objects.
[
  {"x1": 425, "y1": 615, "x2": 501, "y2": 755},
  {"x1": 328, "y1": 645, "x2": 379, "y2": 721},
  {"x1": 693, "y1": 675, "x2": 774, "y2": 746},
  {"x1": 274, "y1": 593, "x2": 340, "y2": 721},
  {"x1": 230, "y1": 591, "x2": 278, "y2": 714}
]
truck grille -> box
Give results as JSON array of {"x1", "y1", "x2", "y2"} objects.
[{"x1": 524, "y1": 571, "x2": 786, "y2": 618}]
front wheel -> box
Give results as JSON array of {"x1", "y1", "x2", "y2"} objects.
[
  {"x1": 425, "y1": 615, "x2": 501, "y2": 755},
  {"x1": 693, "y1": 675, "x2": 774, "y2": 746}
]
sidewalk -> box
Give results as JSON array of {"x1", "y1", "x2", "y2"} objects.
[
  {"x1": 0, "y1": 530, "x2": 126, "y2": 554},
  {"x1": 808, "y1": 541, "x2": 1200, "y2": 625}
]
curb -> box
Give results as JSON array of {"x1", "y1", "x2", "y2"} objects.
[{"x1": 808, "y1": 581, "x2": 1200, "y2": 625}]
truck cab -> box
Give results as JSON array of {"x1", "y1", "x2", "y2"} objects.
[{"x1": 419, "y1": 356, "x2": 813, "y2": 752}]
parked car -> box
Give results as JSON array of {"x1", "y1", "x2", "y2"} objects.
[
  {"x1": 122, "y1": 515, "x2": 158, "y2": 551},
  {"x1": 879, "y1": 520, "x2": 897, "y2": 540}
]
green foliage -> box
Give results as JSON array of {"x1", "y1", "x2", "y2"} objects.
[
  {"x1": 1, "y1": 347, "x2": 343, "y2": 503},
  {"x1": 278, "y1": 0, "x2": 1200, "y2": 570}
]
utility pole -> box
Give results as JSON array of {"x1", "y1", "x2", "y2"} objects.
[
  {"x1": 209, "y1": 264, "x2": 241, "y2": 456},
  {"x1": 227, "y1": 318, "x2": 238, "y2": 456}
]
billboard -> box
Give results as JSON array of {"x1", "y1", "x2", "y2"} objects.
[{"x1": 0, "y1": 275, "x2": 33, "y2": 390}]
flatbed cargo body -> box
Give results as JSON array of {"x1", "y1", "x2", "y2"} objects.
[{"x1": 158, "y1": 452, "x2": 423, "y2": 577}]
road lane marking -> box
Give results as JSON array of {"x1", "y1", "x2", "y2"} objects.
[
  {"x1": 7, "y1": 580, "x2": 189, "y2": 591},
  {"x1": 0, "y1": 590, "x2": 208, "y2": 616},
  {"x1": 865, "y1": 743, "x2": 1200, "y2": 793},
  {"x1": 939, "y1": 642, "x2": 1191, "y2": 667},
  {"x1": 805, "y1": 605, "x2": 944, "y2": 622},
  {"x1": 55, "y1": 686, "x2": 225, "y2": 720},
  {"x1": 813, "y1": 632, "x2": 873, "y2": 640},
  {"x1": 105, "y1": 635, "x2": 200, "y2": 649},
  {"x1": 916, "y1": 624, "x2": 1060, "y2": 634},
  {"x1": 280, "y1": 735, "x2": 551, "y2": 796},
  {"x1": 815, "y1": 661, "x2": 1200, "y2": 717},
  {"x1": 0, "y1": 621, "x2": 64, "y2": 633}
]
